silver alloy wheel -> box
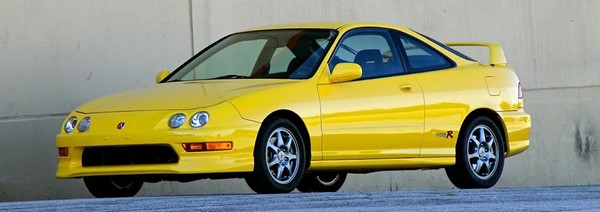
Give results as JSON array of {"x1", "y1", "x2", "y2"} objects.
[
  {"x1": 316, "y1": 174, "x2": 341, "y2": 186},
  {"x1": 467, "y1": 125, "x2": 499, "y2": 180},
  {"x1": 265, "y1": 127, "x2": 300, "y2": 184}
]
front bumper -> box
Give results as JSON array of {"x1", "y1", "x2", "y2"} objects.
[{"x1": 56, "y1": 103, "x2": 260, "y2": 178}]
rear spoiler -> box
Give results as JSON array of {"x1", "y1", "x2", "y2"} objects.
[{"x1": 445, "y1": 42, "x2": 507, "y2": 67}]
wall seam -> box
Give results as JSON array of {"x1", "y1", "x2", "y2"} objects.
[
  {"x1": 0, "y1": 113, "x2": 68, "y2": 123},
  {"x1": 524, "y1": 85, "x2": 600, "y2": 92},
  {"x1": 188, "y1": 0, "x2": 195, "y2": 56}
]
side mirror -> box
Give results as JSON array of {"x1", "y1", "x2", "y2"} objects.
[
  {"x1": 329, "y1": 63, "x2": 362, "y2": 83},
  {"x1": 155, "y1": 70, "x2": 170, "y2": 84}
]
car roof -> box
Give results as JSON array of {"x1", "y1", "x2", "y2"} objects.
[{"x1": 243, "y1": 22, "x2": 410, "y2": 32}]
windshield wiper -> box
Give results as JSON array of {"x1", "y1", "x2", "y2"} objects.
[{"x1": 210, "y1": 75, "x2": 249, "y2": 79}]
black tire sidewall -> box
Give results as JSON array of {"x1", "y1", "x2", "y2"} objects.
[
  {"x1": 249, "y1": 118, "x2": 306, "y2": 193},
  {"x1": 449, "y1": 116, "x2": 505, "y2": 189},
  {"x1": 83, "y1": 176, "x2": 143, "y2": 198},
  {"x1": 298, "y1": 172, "x2": 347, "y2": 192}
]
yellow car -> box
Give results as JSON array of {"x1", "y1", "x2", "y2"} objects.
[{"x1": 56, "y1": 22, "x2": 530, "y2": 197}]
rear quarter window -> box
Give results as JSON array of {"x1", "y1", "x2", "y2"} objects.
[{"x1": 398, "y1": 34, "x2": 454, "y2": 72}]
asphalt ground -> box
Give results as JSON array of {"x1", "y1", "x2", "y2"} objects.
[{"x1": 1, "y1": 185, "x2": 600, "y2": 211}]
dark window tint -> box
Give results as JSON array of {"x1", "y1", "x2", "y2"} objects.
[
  {"x1": 329, "y1": 30, "x2": 404, "y2": 79},
  {"x1": 398, "y1": 34, "x2": 453, "y2": 72}
]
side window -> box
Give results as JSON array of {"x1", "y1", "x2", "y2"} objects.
[
  {"x1": 398, "y1": 34, "x2": 453, "y2": 72},
  {"x1": 329, "y1": 30, "x2": 404, "y2": 80}
]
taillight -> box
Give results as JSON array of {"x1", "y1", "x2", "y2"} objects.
[{"x1": 518, "y1": 82, "x2": 523, "y2": 99}]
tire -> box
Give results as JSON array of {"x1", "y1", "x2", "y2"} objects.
[
  {"x1": 245, "y1": 118, "x2": 307, "y2": 193},
  {"x1": 83, "y1": 176, "x2": 143, "y2": 198},
  {"x1": 297, "y1": 172, "x2": 347, "y2": 192},
  {"x1": 445, "y1": 116, "x2": 505, "y2": 189}
]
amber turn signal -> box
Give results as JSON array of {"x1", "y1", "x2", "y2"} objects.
[
  {"x1": 182, "y1": 142, "x2": 233, "y2": 152},
  {"x1": 58, "y1": 147, "x2": 69, "y2": 157}
]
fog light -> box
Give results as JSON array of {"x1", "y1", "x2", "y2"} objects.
[
  {"x1": 182, "y1": 142, "x2": 233, "y2": 152},
  {"x1": 58, "y1": 147, "x2": 69, "y2": 157}
]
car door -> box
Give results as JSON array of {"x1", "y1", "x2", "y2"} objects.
[
  {"x1": 318, "y1": 28, "x2": 424, "y2": 160},
  {"x1": 394, "y1": 32, "x2": 466, "y2": 158}
]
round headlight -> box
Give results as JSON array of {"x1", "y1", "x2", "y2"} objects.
[
  {"x1": 64, "y1": 116, "x2": 77, "y2": 133},
  {"x1": 169, "y1": 113, "x2": 186, "y2": 128},
  {"x1": 78, "y1": 117, "x2": 91, "y2": 132},
  {"x1": 190, "y1": 112, "x2": 209, "y2": 128}
]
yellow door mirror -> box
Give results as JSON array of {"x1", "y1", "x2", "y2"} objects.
[
  {"x1": 156, "y1": 70, "x2": 170, "y2": 84},
  {"x1": 329, "y1": 63, "x2": 362, "y2": 83}
]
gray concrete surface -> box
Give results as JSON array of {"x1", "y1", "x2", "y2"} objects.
[
  {"x1": 1, "y1": 0, "x2": 599, "y2": 201},
  {"x1": 2, "y1": 186, "x2": 600, "y2": 211}
]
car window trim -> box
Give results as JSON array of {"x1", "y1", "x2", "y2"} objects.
[
  {"x1": 161, "y1": 34, "x2": 230, "y2": 83},
  {"x1": 416, "y1": 32, "x2": 476, "y2": 62}
]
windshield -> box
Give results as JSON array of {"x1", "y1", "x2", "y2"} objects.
[{"x1": 166, "y1": 29, "x2": 337, "y2": 82}]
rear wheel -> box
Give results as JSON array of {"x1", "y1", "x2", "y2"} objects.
[
  {"x1": 445, "y1": 116, "x2": 505, "y2": 189},
  {"x1": 83, "y1": 176, "x2": 143, "y2": 198},
  {"x1": 297, "y1": 172, "x2": 347, "y2": 192},
  {"x1": 245, "y1": 118, "x2": 306, "y2": 193}
]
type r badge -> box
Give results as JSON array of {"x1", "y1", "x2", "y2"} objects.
[
  {"x1": 436, "y1": 130, "x2": 454, "y2": 139},
  {"x1": 117, "y1": 122, "x2": 126, "y2": 130}
]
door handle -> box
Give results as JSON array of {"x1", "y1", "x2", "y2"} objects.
[{"x1": 399, "y1": 84, "x2": 414, "y2": 92}]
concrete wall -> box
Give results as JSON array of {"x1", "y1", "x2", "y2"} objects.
[{"x1": 1, "y1": 0, "x2": 598, "y2": 201}]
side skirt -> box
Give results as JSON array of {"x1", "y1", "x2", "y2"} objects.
[{"x1": 308, "y1": 157, "x2": 455, "y2": 173}]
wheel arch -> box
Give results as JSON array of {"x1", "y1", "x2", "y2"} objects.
[
  {"x1": 458, "y1": 108, "x2": 508, "y2": 153},
  {"x1": 258, "y1": 110, "x2": 312, "y2": 168}
]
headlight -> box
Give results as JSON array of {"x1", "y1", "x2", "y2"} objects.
[
  {"x1": 64, "y1": 116, "x2": 77, "y2": 133},
  {"x1": 169, "y1": 113, "x2": 186, "y2": 128},
  {"x1": 190, "y1": 112, "x2": 209, "y2": 128},
  {"x1": 78, "y1": 117, "x2": 91, "y2": 132}
]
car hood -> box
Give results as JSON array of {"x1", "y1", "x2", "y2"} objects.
[{"x1": 76, "y1": 79, "x2": 297, "y2": 113}]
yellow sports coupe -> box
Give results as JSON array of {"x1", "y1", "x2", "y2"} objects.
[{"x1": 56, "y1": 22, "x2": 530, "y2": 197}]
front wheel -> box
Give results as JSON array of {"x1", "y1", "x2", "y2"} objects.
[
  {"x1": 83, "y1": 176, "x2": 143, "y2": 198},
  {"x1": 245, "y1": 118, "x2": 306, "y2": 193},
  {"x1": 297, "y1": 173, "x2": 347, "y2": 192},
  {"x1": 445, "y1": 116, "x2": 505, "y2": 189}
]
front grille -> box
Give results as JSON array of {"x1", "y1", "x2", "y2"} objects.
[{"x1": 82, "y1": 145, "x2": 179, "y2": 167}]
